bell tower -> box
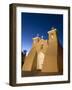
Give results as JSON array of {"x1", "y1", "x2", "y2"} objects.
[{"x1": 42, "y1": 27, "x2": 58, "y2": 73}]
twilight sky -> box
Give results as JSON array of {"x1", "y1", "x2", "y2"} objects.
[{"x1": 21, "y1": 12, "x2": 63, "y2": 53}]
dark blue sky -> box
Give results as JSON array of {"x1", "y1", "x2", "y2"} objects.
[{"x1": 21, "y1": 12, "x2": 63, "y2": 53}]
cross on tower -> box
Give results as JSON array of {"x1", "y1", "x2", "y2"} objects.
[
  {"x1": 37, "y1": 34, "x2": 39, "y2": 37},
  {"x1": 41, "y1": 36, "x2": 43, "y2": 39}
]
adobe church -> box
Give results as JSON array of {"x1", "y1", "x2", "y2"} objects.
[{"x1": 22, "y1": 27, "x2": 63, "y2": 76}]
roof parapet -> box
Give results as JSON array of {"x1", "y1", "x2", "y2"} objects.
[{"x1": 47, "y1": 27, "x2": 56, "y2": 34}]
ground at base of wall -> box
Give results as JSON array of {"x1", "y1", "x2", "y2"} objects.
[{"x1": 21, "y1": 70, "x2": 63, "y2": 77}]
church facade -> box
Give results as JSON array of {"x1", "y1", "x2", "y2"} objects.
[{"x1": 22, "y1": 27, "x2": 63, "y2": 76}]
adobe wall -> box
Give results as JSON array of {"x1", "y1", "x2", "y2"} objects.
[
  {"x1": 22, "y1": 29, "x2": 59, "y2": 73},
  {"x1": 42, "y1": 30, "x2": 58, "y2": 73}
]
